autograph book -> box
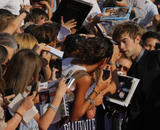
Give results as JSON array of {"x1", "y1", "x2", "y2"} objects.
[
  {"x1": 51, "y1": 0, "x2": 93, "y2": 29},
  {"x1": 105, "y1": 75, "x2": 140, "y2": 107}
]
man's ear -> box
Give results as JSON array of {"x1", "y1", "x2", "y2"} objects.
[
  {"x1": 98, "y1": 58, "x2": 109, "y2": 69},
  {"x1": 135, "y1": 35, "x2": 141, "y2": 45}
]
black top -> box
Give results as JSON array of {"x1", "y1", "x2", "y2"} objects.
[{"x1": 124, "y1": 50, "x2": 160, "y2": 130}]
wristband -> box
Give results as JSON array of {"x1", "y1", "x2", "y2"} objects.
[
  {"x1": 87, "y1": 97, "x2": 95, "y2": 105},
  {"x1": 15, "y1": 111, "x2": 23, "y2": 118},
  {"x1": 48, "y1": 104, "x2": 58, "y2": 112}
]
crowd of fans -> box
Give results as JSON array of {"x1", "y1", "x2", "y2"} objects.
[{"x1": 0, "y1": 0, "x2": 160, "y2": 130}]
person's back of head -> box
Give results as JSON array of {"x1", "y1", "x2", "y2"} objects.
[
  {"x1": 0, "y1": 13, "x2": 16, "y2": 32},
  {"x1": 112, "y1": 21, "x2": 146, "y2": 42},
  {"x1": 77, "y1": 36, "x2": 113, "y2": 65},
  {"x1": 30, "y1": 22, "x2": 61, "y2": 44},
  {"x1": 0, "y1": 33, "x2": 18, "y2": 51},
  {"x1": 27, "y1": 8, "x2": 49, "y2": 24},
  {"x1": 14, "y1": 33, "x2": 38, "y2": 51},
  {"x1": 63, "y1": 34, "x2": 87, "y2": 58},
  {"x1": 63, "y1": 34, "x2": 113, "y2": 65},
  {"x1": 4, "y1": 49, "x2": 42, "y2": 94}
]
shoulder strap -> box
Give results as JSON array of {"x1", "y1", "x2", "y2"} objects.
[{"x1": 72, "y1": 70, "x2": 89, "y2": 81}]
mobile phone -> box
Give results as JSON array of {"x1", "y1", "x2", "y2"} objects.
[
  {"x1": 155, "y1": 42, "x2": 160, "y2": 50},
  {"x1": 102, "y1": 69, "x2": 110, "y2": 80},
  {"x1": 65, "y1": 77, "x2": 75, "y2": 88},
  {"x1": 29, "y1": 82, "x2": 37, "y2": 96}
]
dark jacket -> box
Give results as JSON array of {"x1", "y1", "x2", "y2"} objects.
[{"x1": 124, "y1": 50, "x2": 160, "y2": 130}]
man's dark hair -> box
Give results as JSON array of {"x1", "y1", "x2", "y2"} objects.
[{"x1": 142, "y1": 31, "x2": 160, "y2": 44}]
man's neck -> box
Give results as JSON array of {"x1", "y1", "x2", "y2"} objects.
[{"x1": 132, "y1": 46, "x2": 144, "y2": 63}]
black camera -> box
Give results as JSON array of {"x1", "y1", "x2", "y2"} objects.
[
  {"x1": 155, "y1": 42, "x2": 160, "y2": 50},
  {"x1": 102, "y1": 69, "x2": 110, "y2": 80}
]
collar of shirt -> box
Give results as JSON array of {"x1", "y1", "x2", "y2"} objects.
[{"x1": 135, "y1": 48, "x2": 145, "y2": 63}]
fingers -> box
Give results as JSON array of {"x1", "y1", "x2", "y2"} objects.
[
  {"x1": 39, "y1": 43, "x2": 51, "y2": 51},
  {"x1": 28, "y1": 91, "x2": 37, "y2": 99},
  {"x1": 60, "y1": 77, "x2": 66, "y2": 84},
  {"x1": 63, "y1": 19, "x2": 77, "y2": 29},
  {"x1": 97, "y1": 13, "x2": 107, "y2": 17},
  {"x1": 4, "y1": 94, "x2": 15, "y2": 101},
  {"x1": 61, "y1": 16, "x2": 64, "y2": 25}
]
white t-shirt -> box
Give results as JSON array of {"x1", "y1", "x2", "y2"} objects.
[
  {"x1": 139, "y1": 0, "x2": 159, "y2": 26},
  {"x1": 0, "y1": 0, "x2": 30, "y2": 15},
  {"x1": 126, "y1": 0, "x2": 147, "y2": 22}
]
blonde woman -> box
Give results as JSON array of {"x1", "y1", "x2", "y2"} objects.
[{"x1": 14, "y1": 33, "x2": 38, "y2": 51}]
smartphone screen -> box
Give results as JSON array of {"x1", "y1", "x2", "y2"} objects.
[{"x1": 103, "y1": 69, "x2": 110, "y2": 80}]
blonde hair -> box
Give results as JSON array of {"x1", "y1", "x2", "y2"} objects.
[{"x1": 14, "y1": 33, "x2": 38, "y2": 51}]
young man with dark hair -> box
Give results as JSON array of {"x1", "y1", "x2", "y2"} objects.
[
  {"x1": 112, "y1": 21, "x2": 160, "y2": 130},
  {"x1": 142, "y1": 31, "x2": 160, "y2": 50}
]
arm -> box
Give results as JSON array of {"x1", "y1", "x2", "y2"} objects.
[
  {"x1": 41, "y1": 51, "x2": 52, "y2": 81},
  {"x1": 38, "y1": 77, "x2": 68, "y2": 130},
  {"x1": 2, "y1": 13, "x2": 27, "y2": 35},
  {"x1": 5, "y1": 92, "x2": 36, "y2": 130},
  {"x1": 40, "y1": 1, "x2": 53, "y2": 19}
]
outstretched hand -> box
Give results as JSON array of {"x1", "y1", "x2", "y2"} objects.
[
  {"x1": 56, "y1": 77, "x2": 69, "y2": 97},
  {"x1": 61, "y1": 16, "x2": 77, "y2": 30}
]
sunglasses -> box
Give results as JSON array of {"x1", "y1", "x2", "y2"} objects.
[{"x1": 116, "y1": 61, "x2": 130, "y2": 72}]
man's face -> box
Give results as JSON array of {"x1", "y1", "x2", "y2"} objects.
[{"x1": 116, "y1": 32, "x2": 138, "y2": 58}]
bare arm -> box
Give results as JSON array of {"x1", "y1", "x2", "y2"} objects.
[
  {"x1": 5, "y1": 92, "x2": 36, "y2": 130},
  {"x1": 2, "y1": 13, "x2": 27, "y2": 35},
  {"x1": 2, "y1": 5, "x2": 31, "y2": 35},
  {"x1": 40, "y1": 1, "x2": 53, "y2": 19},
  {"x1": 38, "y1": 77, "x2": 68, "y2": 130}
]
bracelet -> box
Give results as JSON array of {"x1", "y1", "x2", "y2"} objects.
[
  {"x1": 15, "y1": 111, "x2": 23, "y2": 118},
  {"x1": 48, "y1": 104, "x2": 58, "y2": 112},
  {"x1": 93, "y1": 89, "x2": 99, "y2": 96},
  {"x1": 87, "y1": 97, "x2": 95, "y2": 105}
]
